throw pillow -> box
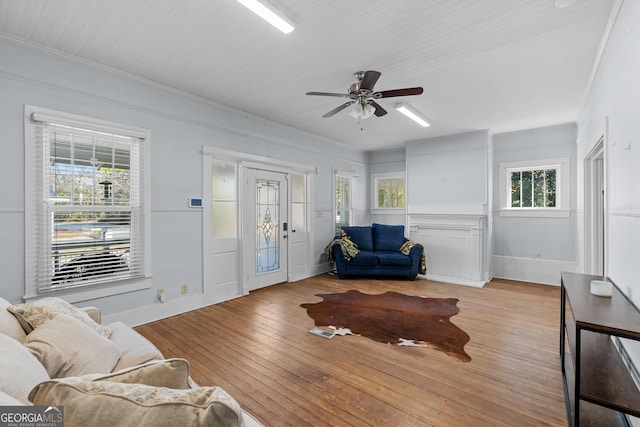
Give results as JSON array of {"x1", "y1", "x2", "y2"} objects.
[
  {"x1": 25, "y1": 314, "x2": 122, "y2": 378},
  {"x1": 87, "y1": 358, "x2": 192, "y2": 389},
  {"x1": 30, "y1": 379, "x2": 244, "y2": 427},
  {"x1": 8, "y1": 297, "x2": 112, "y2": 337},
  {"x1": 0, "y1": 334, "x2": 50, "y2": 404},
  {"x1": 0, "y1": 297, "x2": 27, "y2": 342}
]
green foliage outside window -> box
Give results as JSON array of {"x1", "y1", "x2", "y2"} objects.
[{"x1": 511, "y1": 168, "x2": 556, "y2": 208}]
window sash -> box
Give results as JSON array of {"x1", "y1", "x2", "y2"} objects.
[
  {"x1": 335, "y1": 172, "x2": 355, "y2": 235},
  {"x1": 508, "y1": 167, "x2": 558, "y2": 208},
  {"x1": 30, "y1": 116, "x2": 147, "y2": 293}
]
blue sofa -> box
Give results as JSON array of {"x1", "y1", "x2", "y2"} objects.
[{"x1": 332, "y1": 223, "x2": 424, "y2": 280}]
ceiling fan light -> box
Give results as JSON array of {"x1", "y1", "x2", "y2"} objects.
[
  {"x1": 236, "y1": 0, "x2": 295, "y2": 34},
  {"x1": 350, "y1": 103, "x2": 375, "y2": 120},
  {"x1": 395, "y1": 103, "x2": 430, "y2": 127}
]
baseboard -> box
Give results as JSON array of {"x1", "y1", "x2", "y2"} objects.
[
  {"x1": 492, "y1": 255, "x2": 578, "y2": 285},
  {"x1": 423, "y1": 273, "x2": 486, "y2": 288},
  {"x1": 102, "y1": 292, "x2": 243, "y2": 327},
  {"x1": 311, "y1": 261, "x2": 334, "y2": 277}
]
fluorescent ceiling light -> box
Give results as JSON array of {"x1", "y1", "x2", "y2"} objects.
[
  {"x1": 395, "y1": 103, "x2": 430, "y2": 127},
  {"x1": 236, "y1": 0, "x2": 295, "y2": 34}
]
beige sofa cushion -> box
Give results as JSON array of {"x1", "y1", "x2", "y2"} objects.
[
  {"x1": 0, "y1": 334, "x2": 49, "y2": 404},
  {"x1": 84, "y1": 358, "x2": 192, "y2": 389},
  {"x1": 25, "y1": 314, "x2": 122, "y2": 378},
  {"x1": 0, "y1": 297, "x2": 27, "y2": 342},
  {"x1": 30, "y1": 379, "x2": 245, "y2": 427},
  {"x1": 108, "y1": 321, "x2": 164, "y2": 371},
  {"x1": 8, "y1": 297, "x2": 111, "y2": 337}
]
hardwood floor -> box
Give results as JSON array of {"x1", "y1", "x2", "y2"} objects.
[{"x1": 135, "y1": 275, "x2": 567, "y2": 426}]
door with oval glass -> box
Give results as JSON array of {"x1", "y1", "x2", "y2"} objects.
[{"x1": 243, "y1": 168, "x2": 288, "y2": 291}]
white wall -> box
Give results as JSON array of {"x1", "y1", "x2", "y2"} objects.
[
  {"x1": 368, "y1": 148, "x2": 406, "y2": 226},
  {"x1": 0, "y1": 38, "x2": 366, "y2": 319},
  {"x1": 406, "y1": 131, "x2": 489, "y2": 207},
  {"x1": 577, "y1": 0, "x2": 640, "y2": 303},
  {"x1": 492, "y1": 124, "x2": 578, "y2": 284}
]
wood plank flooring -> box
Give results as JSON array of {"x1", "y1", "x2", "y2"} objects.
[{"x1": 135, "y1": 275, "x2": 567, "y2": 427}]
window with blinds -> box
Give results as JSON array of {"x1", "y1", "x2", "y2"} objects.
[
  {"x1": 334, "y1": 171, "x2": 356, "y2": 235},
  {"x1": 25, "y1": 106, "x2": 150, "y2": 295}
]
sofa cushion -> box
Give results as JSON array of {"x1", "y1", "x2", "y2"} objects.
[
  {"x1": 30, "y1": 379, "x2": 245, "y2": 427},
  {"x1": 109, "y1": 321, "x2": 164, "y2": 371},
  {"x1": 341, "y1": 226, "x2": 373, "y2": 251},
  {"x1": 0, "y1": 297, "x2": 27, "y2": 342},
  {"x1": 347, "y1": 250, "x2": 378, "y2": 266},
  {"x1": 92, "y1": 358, "x2": 191, "y2": 389},
  {"x1": 372, "y1": 223, "x2": 407, "y2": 252},
  {"x1": 376, "y1": 251, "x2": 412, "y2": 266},
  {"x1": 8, "y1": 297, "x2": 112, "y2": 338},
  {"x1": 25, "y1": 314, "x2": 122, "y2": 378},
  {"x1": 69, "y1": 358, "x2": 192, "y2": 390},
  {"x1": 0, "y1": 334, "x2": 50, "y2": 404}
]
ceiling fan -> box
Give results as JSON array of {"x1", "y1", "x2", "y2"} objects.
[{"x1": 306, "y1": 70, "x2": 423, "y2": 119}]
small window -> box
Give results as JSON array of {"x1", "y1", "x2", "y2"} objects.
[
  {"x1": 499, "y1": 158, "x2": 570, "y2": 217},
  {"x1": 334, "y1": 170, "x2": 357, "y2": 235},
  {"x1": 371, "y1": 173, "x2": 405, "y2": 211},
  {"x1": 509, "y1": 168, "x2": 556, "y2": 208}
]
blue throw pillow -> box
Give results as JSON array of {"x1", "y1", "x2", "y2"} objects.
[
  {"x1": 341, "y1": 226, "x2": 373, "y2": 251},
  {"x1": 372, "y1": 223, "x2": 406, "y2": 251}
]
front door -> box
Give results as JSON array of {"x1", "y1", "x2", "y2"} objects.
[{"x1": 243, "y1": 169, "x2": 288, "y2": 291}]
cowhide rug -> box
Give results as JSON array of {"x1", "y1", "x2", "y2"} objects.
[{"x1": 301, "y1": 290, "x2": 471, "y2": 362}]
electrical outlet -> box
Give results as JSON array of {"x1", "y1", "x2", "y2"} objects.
[{"x1": 181, "y1": 284, "x2": 188, "y2": 294}]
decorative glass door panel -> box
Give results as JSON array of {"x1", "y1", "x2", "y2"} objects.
[
  {"x1": 243, "y1": 169, "x2": 288, "y2": 291},
  {"x1": 255, "y1": 179, "x2": 280, "y2": 274}
]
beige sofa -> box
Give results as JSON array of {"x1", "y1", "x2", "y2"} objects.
[{"x1": 0, "y1": 297, "x2": 262, "y2": 427}]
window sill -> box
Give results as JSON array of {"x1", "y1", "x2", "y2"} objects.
[
  {"x1": 24, "y1": 276, "x2": 152, "y2": 304},
  {"x1": 371, "y1": 208, "x2": 406, "y2": 215},
  {"x1": 499, "y1": 208, "x2": 571, "y2": 218}
]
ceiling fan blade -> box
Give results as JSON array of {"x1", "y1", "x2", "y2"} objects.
[
  {"x1": 376, "y1": 87, "x2": 424, "y2": 98},
  {"x1": 323, "y1": 101, "x2": 354, "y2": 118},
  {"x1": 359, "y1": 70, "x2": 381, "y2": 91},
  {"x1": 307, "y1": 91, "x2": 353, "y2": 98},
  {"x1": 370, "y1": 101, "x2": 387, "y2": 117}
]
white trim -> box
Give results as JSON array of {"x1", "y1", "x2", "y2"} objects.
[
  {"x1": 333, "y1": 168, "x2": 358, "y2": 232},
  {"x1": 407, "y1": 203, "x2": 487, "y2": 216},
  {"x1": 499, "y1": 208, "x2": 571, "y2": 218},
  {"x1": 422, "y1": 273, "x2": 486, "y2": 288},
  {"x1": 202, "y1": 146, "x2": 314, "y2": 173},
  {"x1": 583, "y1": 118, "x2": 608, "y2": 276},
  {"x1": 492, "y1": 255, "x2": 578, "y2": 286},
  {"x1": 578, "y1": 0, "x2": 624, "y2": 112},
  {"x1": 31, "y1": 109, "x2": 149, "y2": 139},
  {"x1": 370, "y1": 171, "x2": 406, "y2": 211},
  {"x1": 498, "y1": 157, "x2": 570, "y2": 216},
  {"x1": 24, "y1": 105, "x2": 152, "y2": 304}
]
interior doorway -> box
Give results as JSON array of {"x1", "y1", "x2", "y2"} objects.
[{"x1": 584, "y1": 137, "x2": 606, "y2": 275}]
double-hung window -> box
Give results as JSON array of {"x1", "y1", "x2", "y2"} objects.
[
  {"x1": 24, "y1": 106, "x2": 151, "y2": 301},
  {"x1": 499, "y1": 157, "x2": 570, "y2": 217},
  {"x1": 334, "y1": 170, "x2": 357, "y2": 235}
]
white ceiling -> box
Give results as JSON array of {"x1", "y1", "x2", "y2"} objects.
[{"x1": 0, "y1": 0, "x2": 618, "y2": 151}]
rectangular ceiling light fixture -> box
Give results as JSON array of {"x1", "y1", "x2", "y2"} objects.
[
  {"x1": 236, "y1": 0, "x2": 295, "y2": 34},
  {"x1": 395, "y1": 103, "x2": 431, "y2": 127}
]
